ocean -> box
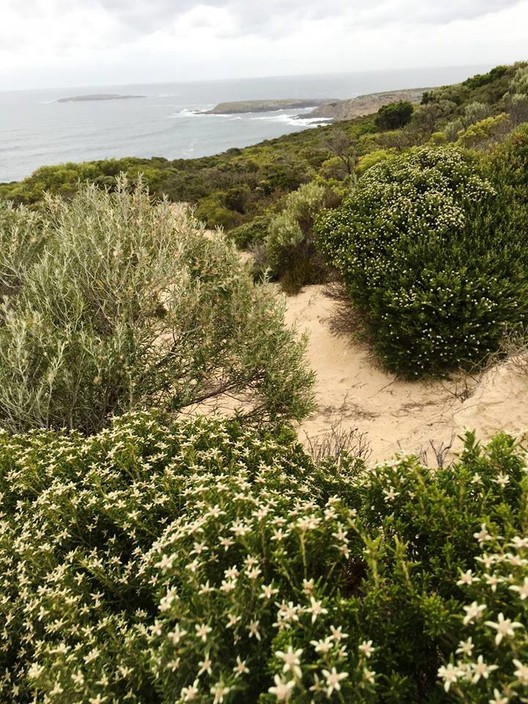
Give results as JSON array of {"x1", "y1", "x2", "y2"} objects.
[{"x1": 0, "y1": 64, "x2": 492, "y2": 183}]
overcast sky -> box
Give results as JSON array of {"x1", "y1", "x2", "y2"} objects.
[{"x1": 0, "y1": 0, "x2": 527, "y2": 90}]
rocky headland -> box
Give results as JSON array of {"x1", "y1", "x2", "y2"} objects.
[
  {"x1": 305, "y1": 87, "x2": 428, "y2": 121},
  {"x1": 203, "y1": 98, "x2": 336, "y2": 114}
]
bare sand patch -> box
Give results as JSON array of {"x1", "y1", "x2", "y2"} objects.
[{"x1": 287, "y1": 286, "x2": 528, "y2": 464}]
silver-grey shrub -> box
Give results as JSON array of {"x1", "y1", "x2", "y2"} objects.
[{"x1": 0, "y1": 180, "x2": 314, "y2": 433}]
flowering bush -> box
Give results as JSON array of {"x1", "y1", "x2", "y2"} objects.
[
  {"x1": 0, "y1": 412, "x2": 526, "y2": 702},
  {"x1": 316, "y1": 146, "x2": 528, "y2": 376},
  {"x1": 438, "y1": 527, "x2": 528, "y2": 702},
  {"x1": 0, "y1": 180, "x2": 314, "y2": 433}
]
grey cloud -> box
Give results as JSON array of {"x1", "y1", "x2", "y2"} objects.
[
  {"x1": 92, "y1": 0, "x2": 522, "y2": 37},
  {"x1": 3, "y1": 0, "x2": 523, "y2": 46}
]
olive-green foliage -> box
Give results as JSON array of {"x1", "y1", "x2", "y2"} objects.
[
  {"x1": 317, "y1": 145, "x2": 528, "y2": 376},
  {"x1": 456, "y1": 113, "x2": 510, "y2": 149},
  {"x1": 374, "y1": 101, "x2": 414, "y2": 131},
  {"x1": 444, "y1": 102, "x2": 494, "y2": 142},
  {"x1": 0, "y1": 411, "x2": 526, "y2": 703},
  {"x1": 261, "y1": 182, "x2": 334, "y2": 293},
  {"x1": 505, "y1": 64, "x2": 528, "y2": 125},
  {"x1": 0, "y1": 180, "x2": 315, "y2": 433},
  {"x1": 227, "y1": 215, "x2": 272, "y2": 250}
]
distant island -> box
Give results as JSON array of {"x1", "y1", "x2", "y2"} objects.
[
  {"x1": 57, "y1": 94, "x2": 146, "y2": 103},
  {"x1": 203, "y1": 98, "x2": 336, "y2": 114}
]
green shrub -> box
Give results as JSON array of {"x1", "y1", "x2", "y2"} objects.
[
  {"x1": 316, "y1": 146, "x2": 528, "y2": 376},
  {"x1": 227, "y1": 215, "x2": 272, "y2": 250},
  {"x1": 0, "y1": 412, "x2": 526, "y2": 703},
  {"x1": 457, "y1": 113, "x2": 511, "y2": 149},
  {"x1": 374, "y1": 101, "x2": 414, "y2": 131},
  {"x1": 261, "y1": 182, "x2": 334, "y2": 293},
  {"x1": 0, "y1": 180, "x2": 315, "y2": 433}
]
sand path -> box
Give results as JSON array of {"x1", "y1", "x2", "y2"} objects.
[{"x1": 286, "y1": 286, "x2": 528, "y2": 463}]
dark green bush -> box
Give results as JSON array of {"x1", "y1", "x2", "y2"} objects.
[
  {"x1": 374, "y1": 101, "x2": 414, "y2": 131},
  {"x1": 317, "y1": 146, "x2": 528, "y2": 376},
  {"x1": 227, "y1": 215, "x2": 272, "y2": 250},
  {"x1": 0, "y1": 412, "x2": 527, "y2": 702}
]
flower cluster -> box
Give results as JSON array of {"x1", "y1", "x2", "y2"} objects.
[{"x1": 438, "y1": 525, "x2": 528, "y2": 702}]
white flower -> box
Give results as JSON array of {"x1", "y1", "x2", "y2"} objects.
[
  {"x1": 302, "y1": 578, "x2": 315, "y2": 595},
  {"x1": 484, "y1": 612, "x2": 523, "y2": 645},
  {"x1": 489, "y1": 689, "x2": 509, "y2": 704},
  {"x1": 382, "y1": 486, "x2": 399, "y2": 502},
  {"x1": 474, "y1": 524, "x2": 491, "y2": 543},
  {"x1": 310, "y1": 637, "x2": 333, "y2": 654},
  {"x1": 493, "y1": 473, "x2": 509, "y2": 488},
  {"x1": 220, "y1": 579, "x2": 236, "y2": 593},
  {"x1": 363, "y1": 667, "x2": 376, "y2": 684},
  {"x1": 471, "y1": 655, "x2": 498, "y2": 683},
  {"x1": 438, "y1": 663, "x2": 461, "y2": 692},
  {"x1": 181, "y1": 680, "x2": 200, "y2": 701},
  {"x1": 456, "y1": 637, "x2": 474, "y2": 656},
  {"x1": 198, "y1": 655, "x2": 212, "y2": 676},
  {"x1": 329, "y1": 625, "x2": 348, "y2": 642},
  {"x1": 322, "y1": 667, "x2": 348, "y2": 695},
  {"x1": 211, "y1": 682, "x2": 230, "y2": 703},
  {"x1": 513, "y1": 659, "x2": 528, "y2": 685},
  {"x1": 268, "y1": 675, "x2": 295, "y2": 701},
  {"x1": 233, "y1": 656, "x2": 249, "y2": 677},
  {"x1": 276, "y1": 647, "x2": 303, "y2": 679},
  {"x1": 260, "y1": 583, "x2": 279, "y2": 600},
  {"x1": 230, "y1": 520, "x2": 250, "y2": 537},
  {"x1": 226, "y1": 612, "x2": 241, "y2": 629},
  {"x1": 462, "y1": 601, "x2": 486, "y2": 625},
  {"x1": 307, "y1": 596, "x2": 328, "y2": 623},
  {"x1": 484, "y1": 573, "x2": 505, "y2": 593},
  {"x1": 195, "y1": 623, "x2": 212, "y2": 642},
  {"x1": 358, "y1": 640, "x2": 375, "y2": 658},
  {"x1": 457, "y1": 569, "x2": 478, "y2": 586},
  {"x1": 509, "y1": 577, "x2": 528, "y2": 600},
  {"x1": 247, "y1": 620, "x2": 261, "y2": 641},
  {"x1": 224, "y1": 566, "x2": 239, "y2": 580},
  {"x1": 510, "y1": 536, "x2": 528, "y2": 549}
]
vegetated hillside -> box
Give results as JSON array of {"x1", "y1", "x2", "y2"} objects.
[{"x1": 1, "y1": 61, "x2": 526, "y2": 234}]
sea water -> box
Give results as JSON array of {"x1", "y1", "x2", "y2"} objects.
[{"x1": 0, "y1": 65, "x2": 492, "y2": 183}]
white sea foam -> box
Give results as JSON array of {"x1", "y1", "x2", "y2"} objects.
[{"x1": 250, "y1": 113, "x2": 332, "y2": 127}]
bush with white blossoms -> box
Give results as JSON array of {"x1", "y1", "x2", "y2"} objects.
[
  {"x1": 316, "y1": 145, "x2": 528, "y2": 376},
  {"x1": 438, "y1": 526, "x2": 528, "y2": 702},
  {"x1": 0, "y1": 413, "x2": 526, "y2": 703}
]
